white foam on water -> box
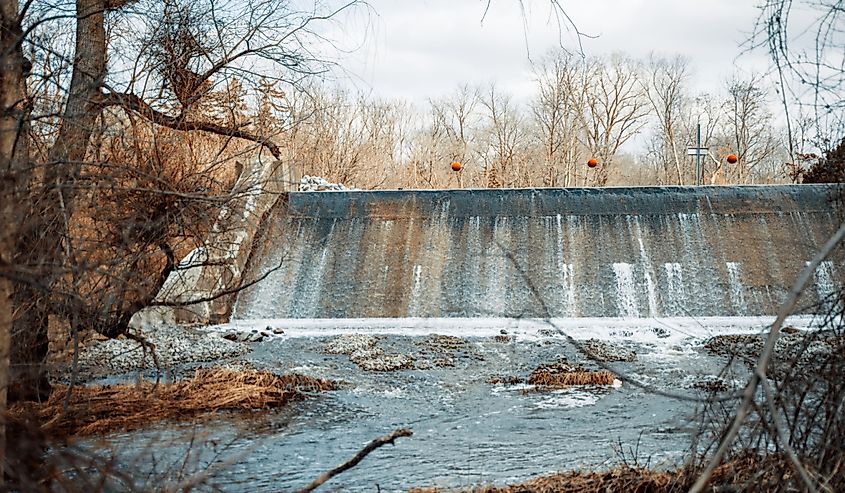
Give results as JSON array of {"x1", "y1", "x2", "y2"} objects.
[
  {"x1": 490, "y1": 383, "x2": 533, "y2": 394},
  {"x1": 612, "y1": 262, "x2": 640, "y2": 318},
  {"x1": 533, "y1": 391, "x2": 599, "y2": 409},
  {"x1": 378, "y1": 387, "x2": 407, "y2": 398},
  {"x1": 211, "y1": 315, "x2": 822, "y2": 351}
]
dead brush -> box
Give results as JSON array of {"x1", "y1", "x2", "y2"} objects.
[
  {"x1": 409, "y1": 467, "x2": 677, "y2": 493},
  {"x1": 407, "y1": 454, "x2": 801, "y2": 492},
  {"x1": 526, "y1": 359, "x2": 616, "y2": 389},
  {"x1": 9, "y1": 369, "x2": 337, "y2": 437}
]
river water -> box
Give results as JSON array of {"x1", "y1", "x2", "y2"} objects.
[{"x1": 88, "y1": 316, "x2": 817, "y2": 492}]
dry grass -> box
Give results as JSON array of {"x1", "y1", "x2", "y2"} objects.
[
  {"x1": 409, "y1": 467, "x2": 674, "y2": 493},
  {"x1": 8, "y1": 369, "x2": 336, "y2": 437},
  {"x1": 409, "y1": 454, "x2": 804, "y2": 492},
  {"x1": 527, "y1": 370, "x2": 616, "y2": 387},
  {"x1": 526, "y1": 360, "x2": 616, "y2": 388}
]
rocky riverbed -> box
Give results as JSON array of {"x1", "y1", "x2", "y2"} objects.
[
  {"x1": 703, "y1": 327, "x2": 843, "y2": 379},
  {"x1": 58, "y1": 325, "x2": 252, "y2": 381},
  {"x1": 64, "y1": 316, "x2": 839, "y2": 491},
  {"x1": 65, "y1": 322, "x2": 633, "y2": 381}
]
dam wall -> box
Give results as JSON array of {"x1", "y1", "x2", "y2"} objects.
[{"x1": 233, "y1": 185, "x2": 844, "y2": 319}]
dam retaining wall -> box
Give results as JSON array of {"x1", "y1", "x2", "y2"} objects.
[{"x1": 233, "y1": 185, "x2": 844, "y2": 319}]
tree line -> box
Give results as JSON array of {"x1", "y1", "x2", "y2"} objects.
[{"x1": 264, "y1": 52, "x2": 792, "y2": 189}]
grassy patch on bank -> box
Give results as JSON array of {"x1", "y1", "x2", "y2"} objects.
[
  {"x1": 9, "y1": 369, "x2": 337, "y2": 437},
  {"x1": 409, "y1": 453, "x2": 809, "y2": 492}
]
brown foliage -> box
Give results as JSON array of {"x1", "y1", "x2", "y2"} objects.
[
  {"x1": 409, "y1": 454, "x2": 808, "y2": 493},
  {"x1": 802, "y1": 136, "x2": 845, "y2": 183},
  {"x1": 51, "y1": 120, "x2": 247, "y2": 341},
  {"x1": 8, "y1": 369, "x2": 336, "y2": 438},
  {"x1": 527, "y1": 360, "x2": 616, "y2": 388}
]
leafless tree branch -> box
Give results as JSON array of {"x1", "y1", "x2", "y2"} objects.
[{"x1": 293, "y1": 428, "x2": 413, "y2": 493}]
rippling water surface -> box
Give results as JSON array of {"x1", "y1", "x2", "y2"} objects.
[{"x1": 91, "y1": 317, "x2": 816, "y2": 492}]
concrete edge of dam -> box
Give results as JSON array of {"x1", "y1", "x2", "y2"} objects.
[{"x1": 283, "y1": 184, "x2": 843, "y2": 219}]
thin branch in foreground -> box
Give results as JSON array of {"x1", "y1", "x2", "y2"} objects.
[
  {"x1": 689, "y1": 221, "x2": 845, "y2": 493},
  {"x1": 293, "y1": 428, "x2": 413, "y2": 493}
]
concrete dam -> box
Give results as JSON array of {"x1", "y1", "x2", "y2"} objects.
[{"x1": 232, "y1": 185, "x2": 843, "y2": 319}]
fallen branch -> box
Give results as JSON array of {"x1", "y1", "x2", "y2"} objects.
[
  {"x1": 100, "y1": 91, "x2": 281, "y2": 159},
  {"x1": 293, "y1": 428, "x2": 413, "y2": 493}
]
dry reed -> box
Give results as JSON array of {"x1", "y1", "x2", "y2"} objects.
[
  {"x1": 527, "y1": 360, "x2": 616, "y2": 388},
  {"x1": 409, "y1": 467, "x2": 674, "y2": 493},
  {"x1": 409, "y1": 454, "x2": 801, "y2": 492},
  {"x1": 9, "y1": 369, "x2": 336, "y2": 437}
]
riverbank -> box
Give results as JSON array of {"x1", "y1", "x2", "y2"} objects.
[{"x1": 33, "y1": 315, "x2": 837, "y2": 492}]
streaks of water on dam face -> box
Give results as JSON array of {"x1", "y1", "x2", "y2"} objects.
[
  {"x1": 232, "y1": 187, "x2": 843, "y2": 319},
  {"x1": 663, "y1": 263, "x2": 685, "y2": 316},
  {"x1": 612, "y1": 262, "x2": 640, "y2": 318},
  {"x1": 627, "y1": 215, "x2": 659, "y2": 317},
  {"x1": 808, "y1": 260, "x2": 842, "y2": 313},
  {"x1": 725, "y1": 262, "x2": 749, "y2": 314}
]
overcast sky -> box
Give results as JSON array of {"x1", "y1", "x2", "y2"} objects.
[{"x1": 331, "y1": 0, "x2": 774, "y2": 105}]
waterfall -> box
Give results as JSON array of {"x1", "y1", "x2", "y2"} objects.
[
  {"x1": 628, "y1": 215, "x2": 659, "y2": 316},
  {"x1": 612, "y1": 263, "x2": 640, "y2": 318},
  {"x1": 725, "y1": 262, "x2": 749, "y2": 315},
  {"x1": 484, "y1": 216, "x2": 509, "y2": 316},
  {"x1": 232, "y1": 185, "x2": 842, "y2": 319},
  {"x1": 409, "y1": 264, "x2": 424, "y2": 314},
  {"x1": 663, "y1": 263, "x2": 685, "y2": 316},
  {"x1": 810, "y1": 260, "x2": 841, "y2": 312}
]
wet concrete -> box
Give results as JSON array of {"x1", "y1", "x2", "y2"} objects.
[{"x1": 235, "y1": 185, "x2": 844, "y2": 319}]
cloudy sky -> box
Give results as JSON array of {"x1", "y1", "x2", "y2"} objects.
[{"x1": 331, "y1": 0, "x2": 774, "y2": 104}]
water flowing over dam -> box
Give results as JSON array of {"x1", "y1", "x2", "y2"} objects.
[{"x1": 233, "y1": 185, "x2": 843, "y2": 319}]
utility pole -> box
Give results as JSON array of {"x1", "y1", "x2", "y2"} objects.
[
  {"x1": 687, "y1": 122, "x2": 708, "y2": 186},
  {"x1": 696, "y1": 123, "x2": 702, "y2": 186}
]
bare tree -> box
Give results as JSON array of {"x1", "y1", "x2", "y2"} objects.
[
  {"x1": 531, "y1": 51, "x2": 584, "y2": 186},
  {"x1": 403, "y1": 85, "x2": 483, "y2": 189},
  {"x1": 0, "y1": 0, "x2": 31, "y2": 477},
  {"x1": 576, "y1": 55, "x2": 650, "y2": 186},
  {"x1": 431, "y1": 85, "x2": 479, "y2": 178},
  {"x1": 753, "y1": 0, "x2": 845, "y2": 155},
  {"x1": 478, "y1": 84, "x2": 529, "y2": 187},
  {"x1": 722, "y1": 74, "x2": 784, "y2": 183},
  {"x1": 288, "y1": 88, "x2": 406, "y2": 188},
  {"x1": 5, "y1": 0, "x2": 364, "y2": 404},
  {"x1": 642, "y1": 54, "x2": 690, "y2": 185}
]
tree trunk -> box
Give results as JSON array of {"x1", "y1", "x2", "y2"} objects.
[
  {"x1": 10, "y1": 0, "x2": 106, "y2": 403},
  {"x1": 1, "y1": 0, "x2": 31, "y2": 478}
]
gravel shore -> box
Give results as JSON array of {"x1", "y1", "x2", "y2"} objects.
[{"x1": 61, "y1": 325, "x2": 251, "y2": 381}]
